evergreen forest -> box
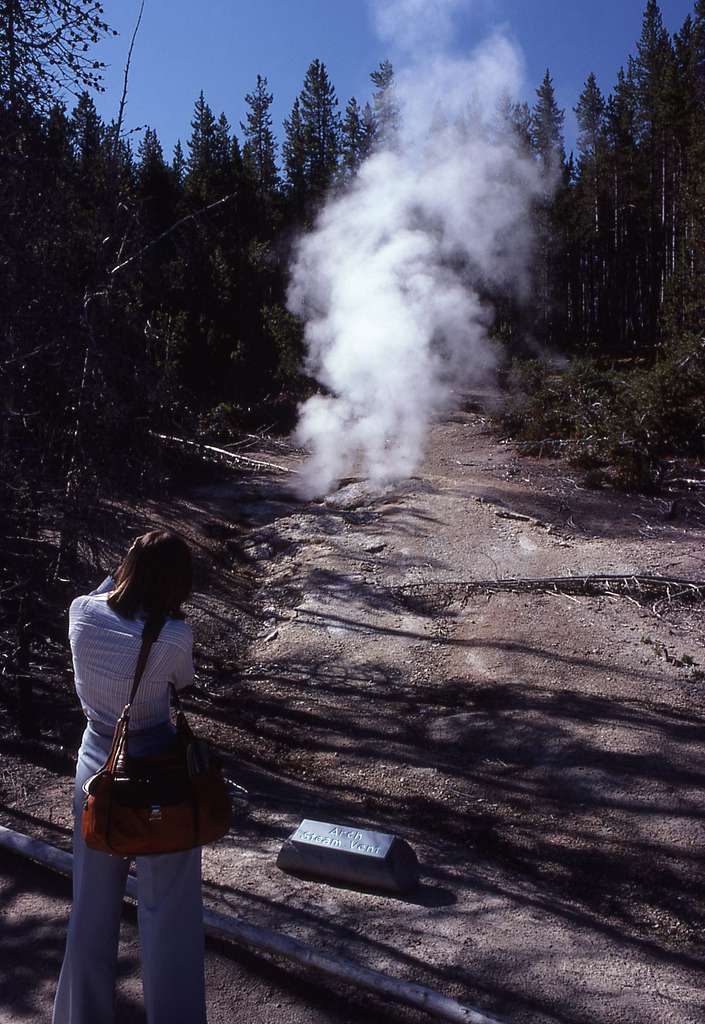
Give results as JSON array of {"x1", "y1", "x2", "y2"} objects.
[{"x1": 2, "y1": 0, "x2": 705, "y2": 590}]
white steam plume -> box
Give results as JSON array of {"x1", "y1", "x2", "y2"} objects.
[
  {"x1": 288, "y1": 0, "x2": 544, "y2": 498},
  {"x1": 372, "y1": 0, "x2": 459, "y2": 53}
]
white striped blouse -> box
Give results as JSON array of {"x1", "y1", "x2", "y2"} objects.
[{"x1": 69, "y1": 577, "x2": 194, "y2": 731}]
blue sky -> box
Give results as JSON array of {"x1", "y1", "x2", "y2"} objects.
[{"x1": 91, "y1": 1, "x2": 696, "y2": 160}]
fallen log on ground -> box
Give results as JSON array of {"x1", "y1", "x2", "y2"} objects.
[
  {"x1": 0, "y1": 825, "x2": 505, "y2": 1024},
  {"x1": 151, "y1": 432, "x2": 297, "y2": 475}
]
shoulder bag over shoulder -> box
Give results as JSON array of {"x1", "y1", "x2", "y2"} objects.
[{"x1": 81, "y1": 624, "x2": 232, "y2": 856}]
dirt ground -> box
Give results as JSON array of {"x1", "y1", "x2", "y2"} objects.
[{"x1": 2, "y1": 405, "x2": 705, "y2": 1023}]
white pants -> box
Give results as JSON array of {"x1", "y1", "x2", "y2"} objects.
[{"x1": 53, "y1": 722, "x2": 207, "y2": 1024}]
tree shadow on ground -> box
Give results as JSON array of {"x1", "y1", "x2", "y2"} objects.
[
  {"x1": 205, "y1": 875, "x2": 596, "y2": 1024},
  {"x1": 203, "y1": 627, "x2": 705, "y2": 973},
  {"x1": 453, "y1": 476, "x2": 705, "y2": 545},
  {"x1": 0, "y1": 852, "x2": 145, "y2": 1023}
]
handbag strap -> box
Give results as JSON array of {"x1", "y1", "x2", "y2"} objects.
[
  {"x1": 104, "y1": 620, "x2": 165, "y2": 772},
  {"x1": 124, "y1": 620, "x2": 164, "y2": 715}
]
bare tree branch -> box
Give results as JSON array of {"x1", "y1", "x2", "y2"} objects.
[
  {"x1": 113, "y1": 0, "x2": 145, "y2": 157},
  {"x1": 110, "y1": 192, "x2": 237, "y2": 276}
]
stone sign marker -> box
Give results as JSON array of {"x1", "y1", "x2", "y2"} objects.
[{"x1": 277, "y1": 819, "x2": 420, "y2": 894}]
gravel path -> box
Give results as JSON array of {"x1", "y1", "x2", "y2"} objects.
[
  {"x1": 0, "y1": 852, "x2": 426, "y2": 1023},
  {"x1": 2, "y1": 407, "x2": 705, "y2": 1023}
]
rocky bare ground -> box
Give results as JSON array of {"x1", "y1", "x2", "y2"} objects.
[{"x1": 2, "y1": 407, "x2": 705, "y2": 1023}]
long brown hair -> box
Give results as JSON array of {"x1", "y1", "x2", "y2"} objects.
[{"x1": 108, "y1": 531, "x2": 193, "y2": 626}]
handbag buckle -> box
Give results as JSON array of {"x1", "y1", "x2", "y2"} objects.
[{"x1": 149, "y1": 805, "x2": 162, "y2": 821}]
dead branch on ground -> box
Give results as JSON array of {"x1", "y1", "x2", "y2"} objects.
[
  {"x1": 152, "y1": 432, "x2": 298, "y2": 475},
  {"x1": 392, "y1": 573, "x2": 705, "y2": 604},
  {"x1": 222, "y1": 432, "x2": 306, "y2": 456}
]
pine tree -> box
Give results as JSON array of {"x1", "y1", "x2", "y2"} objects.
[
  {"x1": 241, "y1": 74, "x2": 278, "y2": 198},
  {"x1": 510, "y1": 100, "x2": 532, "y2": 152},
  {"x1": 68, "y1": 89, "x2": 118, "y2": 214},
  {"x1": 69, "y1": 90, "x2": 104, "y2": 169},
  {"x1": 633, "y1": 0, "x2": 673, "y2": 146},
  {"x1": 185, "y1": 91, "x2": 219, "y2": 202},
  {"x1": 574, "y1": 73, "x2": 608, "y2": 346},
  {"x1": 632, "y1": 1, "x2": 678, "y2": 342},
  {"x1": 138, "y1": 127, "x2": 164, "y2": 175},
  {"x1": 340, "y1": 96, "x2": 367, "y2": 179},
  {"x1": 137, "y1": 127, "x2": 178, "y2": 236},
  {"x1": 214, "y1": 112, "x2": 232, "y2": 173},
  {"x1": 695, "y1": 0, "x2": 705, "y2": 96},
  {"x1": 530, "y1": 70, "x2": 567, "y2": 347},
  {"x1": 605, "y1": 64, "x2": 640, "y2": 350},
  {"x1": 575, "y1": 73, "x2": 606, "y2": 163},
  {"x1": 172, "y1": 139, "x2": 186, "y2": 186},
  {"x1": 360, "y1": 101, "x2": 376, "y2": 157},
  {"x1": 691, "y1": 1, "x2": 705, "y2": 321},
  {"x1": 531, "y1": 69, "x2": 565, "y2": 178},
  {"x1": 370, "y1": 58, "x2": 399, "y2": 147},
  {"x1": 45, "y1": 101, "x2": 73, "y2": 169},
  {"x1": 283, "y1": 61, "x2": 341, "y2": 216},
  {"x1": 214, "y1": 111, "x2": 239, "y2": 199},
  {"x1": 230, "y1": 132, "x2": 244, "y2": 177},
  {"x1": 282, "y1": 96, "x2": 307, "y2": 216},
  {"x1": 299, "y1": 58, "x2": 341, "y2": 202},
  {"x1": 666, "y1": 3, "x2": 705, "y2": 331}
]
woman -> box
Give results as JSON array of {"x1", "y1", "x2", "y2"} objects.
[{"x1": 53, "y1": 530, "x2": 207, "y2": 1024}]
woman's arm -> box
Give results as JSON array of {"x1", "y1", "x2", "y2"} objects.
[{"x1": 170, "y1": 624, "x2": 195, "y2": 691}]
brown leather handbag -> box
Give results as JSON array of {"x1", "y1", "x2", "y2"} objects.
[{"x1": 81, "y1": 625, "x2": 232, "y2": 856}]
